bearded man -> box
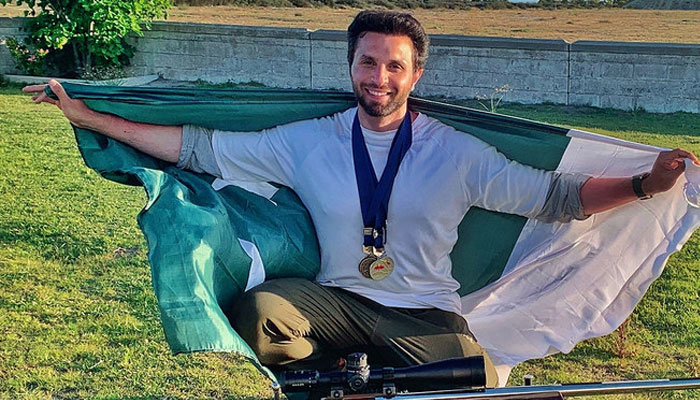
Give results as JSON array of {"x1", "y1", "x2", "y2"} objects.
[{"x1": 24, "y1": 10, "x2": 697, "y2": 388}]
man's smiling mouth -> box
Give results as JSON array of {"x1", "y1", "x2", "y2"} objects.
[{"x1": 365, "y1": 88, "x2": 391, "y2": 98}]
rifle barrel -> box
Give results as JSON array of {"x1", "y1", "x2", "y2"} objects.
[{"x1": 375, "y1": 378, "x2": 700, "y2": 399}]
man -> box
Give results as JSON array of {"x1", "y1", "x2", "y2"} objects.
[{"x1": 24, "y1": 10, "x2": 697, "y2": 388}]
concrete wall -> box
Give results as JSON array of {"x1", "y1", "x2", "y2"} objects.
[
  {"x1": 1, "y1": 18, "x2": 698, "y2": 113},
  {"x1": 309, "y1": 30, "x2": 351, "y2": 91},
  {"x1": 421, "y1": 35, "x2": 569, "y2": 105},
  {"x1": 128, "y1": 23, "x2": 312, "y2": 89},
  {"x1": 570, "y1": 41, "x2": 700, "y2": 113}
]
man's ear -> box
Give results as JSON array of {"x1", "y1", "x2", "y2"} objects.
[{"x1": 412, "y1": 68, "x2": 424, "y2": 91}]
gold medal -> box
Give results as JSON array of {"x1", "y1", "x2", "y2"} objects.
[
  {"x1": 369, "y1": 256, "x2": 394, "y2": 281},
  {"x1": 358, "y1": 254, "x2": 376, "y2": 278}
]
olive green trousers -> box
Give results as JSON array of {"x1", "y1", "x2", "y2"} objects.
[{"x1": 230, "y1": 278, "x2": 498, "y2": 387}]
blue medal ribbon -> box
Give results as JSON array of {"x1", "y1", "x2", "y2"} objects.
[{"x1": 352, "y1": 110, "x2": 413, "y2": 251}]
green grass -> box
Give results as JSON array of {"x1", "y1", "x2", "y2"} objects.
[
  {"x1": 0, "y1": 84, "x2": 271, "y2": 399},
  {"x1": 1, "y1": 82, "x2": 699, "y2": 399}
]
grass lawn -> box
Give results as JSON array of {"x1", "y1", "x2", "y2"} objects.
[{"x1": 0, "y1": 81, "x2": 699, "y2": 399}]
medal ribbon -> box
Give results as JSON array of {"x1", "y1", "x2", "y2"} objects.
[{"x1": 352, "y1": 110, "x2": 413, "y2": 250}]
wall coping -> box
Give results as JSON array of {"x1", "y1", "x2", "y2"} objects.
[
  {"x1": 310, "y1": 28, "x2": 569, "y2": 51},
  {"x1": 430, "y1": 34, "x2": 569, "y2": 51},
  {"x1": 571, "y1": 40, "x2": 700, "y2": 56},
  {"x1": 310, "y1": 29, "x2": 345, "y2": 41},
  {"x1": 149, "y1": 21, "x2": 311, "y2": 40}
]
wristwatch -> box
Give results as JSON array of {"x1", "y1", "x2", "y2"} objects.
[{"x1": 632, "y1": 173, "x2": 653, "y2": 200}]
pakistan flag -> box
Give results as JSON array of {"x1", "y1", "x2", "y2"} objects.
[{"x1": 60, "y1": 83, "x2": 700, "y2": 385}]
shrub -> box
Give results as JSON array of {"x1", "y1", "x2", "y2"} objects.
[
  {"x1": 0, "y1": 0, "x2": 171, "y2": 77},
  {"x1": 3, "y1": 36, "x2": 49, "y2": 76}
]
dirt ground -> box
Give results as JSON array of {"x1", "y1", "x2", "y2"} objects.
[{"x1": 1, "y1": 5, "x2": 699, "y2": 43}]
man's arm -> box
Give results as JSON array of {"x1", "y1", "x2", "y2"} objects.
[
  {"x1": 24, "y1": 80, "x2": 182, "y2": 163},
  {"x1": 580, "y1": 148, "x2": 699, "y2": 216}
]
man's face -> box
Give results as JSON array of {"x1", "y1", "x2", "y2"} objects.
[{"x1": 350, "y1": 32, "x2": 424, "y2": 119}]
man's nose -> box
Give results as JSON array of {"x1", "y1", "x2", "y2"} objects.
[{"x1": 370, "y1": 65, "x2": 388, "y2": 86}]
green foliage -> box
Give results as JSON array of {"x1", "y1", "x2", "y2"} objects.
[
  {"x1": 0, "y1": 0, "x2": 171, "y2": 77},
  {"x1": 2, "y1": 36, "x2": 49, "y2": 76}
]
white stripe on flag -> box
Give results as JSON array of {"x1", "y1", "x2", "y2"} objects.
[
  {"x1": 239, "y1": 239, "x2": 266, "y2": 292},
  {"x1": 212, "y1": 179, "x2": 279, "y2": 205},
  {"x1": 462, "y1": 129, "x2": 700, "y2": 386}
]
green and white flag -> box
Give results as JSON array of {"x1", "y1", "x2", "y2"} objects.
[
  {"x1": 463, "y1": 130, "x2": 700, "y2": 382},
  {"x1": 61, "y1": 84, "x2": 700, "y2": 385}
]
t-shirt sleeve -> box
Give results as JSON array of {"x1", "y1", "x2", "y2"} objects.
[
  {"x1": 177, "y1": 124, "x2": 222, "y2": 178},
  {"x1": 536, "y1": 172, "x2": 591, "y2": 223},
  {"x1": 461, "y1": 139, "x2": 553, "y2": 219},
  {"x1": 211, "y1": 122, "x2": 304, "y2": 188}
]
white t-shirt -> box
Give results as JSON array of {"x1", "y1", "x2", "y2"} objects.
[{"x1": 212, "y1": 107, "x2": 552, "y2": 314}]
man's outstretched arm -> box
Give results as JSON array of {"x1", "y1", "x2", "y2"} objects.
[
  {"x1": 24, "y1": 80, "x2": 183, "y2": 163},
  {"x1": 580, "y1": 148, "x2": 699, "y2": 216}
]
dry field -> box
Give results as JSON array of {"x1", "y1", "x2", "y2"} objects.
[{"x1": 2, "y1": 4, "x2": 699, "y2": 43}]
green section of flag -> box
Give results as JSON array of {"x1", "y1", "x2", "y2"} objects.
[
  {"x1": 61, "y1": 84, "x2": 570, "y2": 374},
  {"x1": 452, "y1": 210, "x2": 528, "y2": 296},
  {"x1": 411, "y1": 98, "x2": 570, "y2": 295},
  {"x1": 75, "y1": 127, "x2": 318, "y2": 380}
]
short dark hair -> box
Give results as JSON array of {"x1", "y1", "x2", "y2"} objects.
[{"x1": 347, "y1": 10, "x2": 429, "y2": 71}]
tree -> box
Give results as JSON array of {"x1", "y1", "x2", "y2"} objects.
[{"x1": 1, "y1": 0, "x2": 171, "y2": 76}]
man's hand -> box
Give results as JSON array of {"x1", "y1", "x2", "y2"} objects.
[
  {"x1": 642, "y1": 148, "x2": 700, "y2": 195},
  {"x1": 22, "y1": 80, "x2": 98, "y2": 129},
  {"x1": 580, "y1": 148, "x2": 699, "y2": 216}
]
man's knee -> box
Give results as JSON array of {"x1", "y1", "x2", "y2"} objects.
[
  {"x1": 456, "y1": 334, "x2": 499, "y2": 388},
  {"x1": 230, "y1": 285, "x2": 313, "y2": 365}
]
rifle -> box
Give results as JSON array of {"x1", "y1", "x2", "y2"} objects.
[{"x1": 273, "y1": 353, "x2": 700, "y2": 400}]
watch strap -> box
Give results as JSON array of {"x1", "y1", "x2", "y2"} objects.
[{"x1": 632, "y1": 173, "x2": 653, "y2": 200}]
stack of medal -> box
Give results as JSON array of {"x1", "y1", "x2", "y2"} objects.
[
  {"x1": 359, "y1": 244, "x2": 394, "y2": 281},
  {"x1": 352, "y1": 110, "x2": 411, "y2": 283}
]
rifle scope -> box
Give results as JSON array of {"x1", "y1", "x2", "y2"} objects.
[{"x1": 280, "y1": 353, "x2": 486, "y2": 394}]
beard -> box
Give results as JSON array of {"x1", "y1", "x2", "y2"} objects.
[{"x1": 352, "y1": 82, "x2": 409, "y2": 118}]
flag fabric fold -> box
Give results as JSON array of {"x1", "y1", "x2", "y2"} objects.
[{"x1": 59, "y1": 83, "x2": 700, "y2": 384}]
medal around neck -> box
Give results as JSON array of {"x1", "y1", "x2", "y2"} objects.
[
  {"x1": 352, "y1": 110, "x2": 413, "y2": 280},
  {"x1": 358, "y1": 254, "x2": 376, "y2": 278},
  {"x1": 369, "y1": 255, "x2": 394, "y2": 281}
]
